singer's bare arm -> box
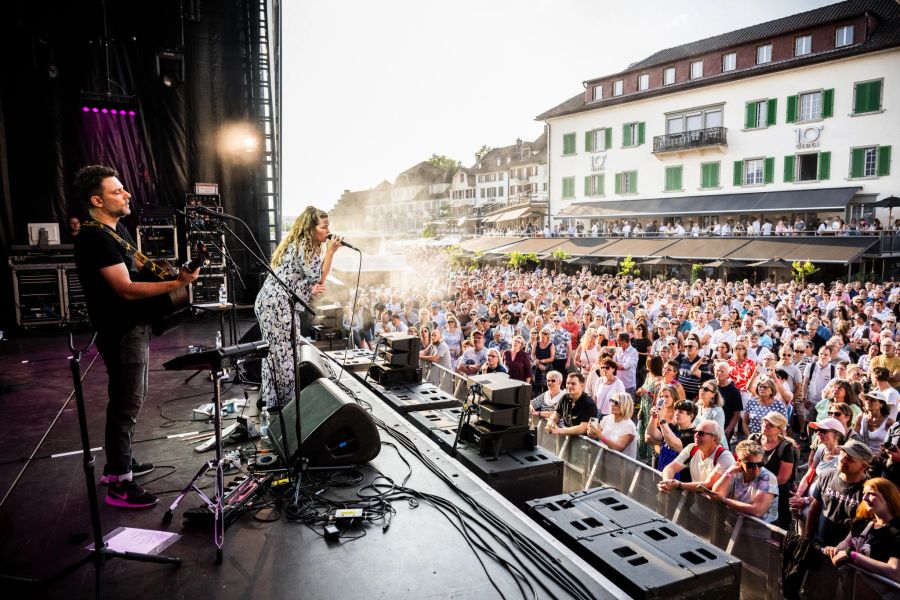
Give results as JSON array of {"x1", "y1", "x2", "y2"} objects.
[{"x1": 319, "y1": 235, "x2": 343, "y2": 285}]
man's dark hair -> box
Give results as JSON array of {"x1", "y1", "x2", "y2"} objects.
[
  {"x1": 74, "y1": 165, "x2": 118, "y2": 212},
  {"x1": 674, "y1": 399, "x2": 698, "y2": 419},
  {"x1": 566, "y1": 372, "x2": 585, "y2": 385},
  {"x1": 617, "y1": 332, "x2": 631, "y2": 343}
]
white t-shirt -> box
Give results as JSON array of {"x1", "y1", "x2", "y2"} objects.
[
  {"x1": 590, "y1": 377, "x2": 625, "y2": 415},
  {"x1": 672, "y1": 442, "x2": 735, "y2": 483},
  {"x1": 599, "y1": 415, "x2": 637, "y2": 459}
]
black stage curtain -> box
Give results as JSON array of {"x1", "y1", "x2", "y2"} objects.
[{"x1": 0, "y1": 0, "x2": 270, "y2": 326}]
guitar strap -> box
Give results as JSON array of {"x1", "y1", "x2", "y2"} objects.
[{"x1": 82, "y1": 220, "x2": 172, "y2": 280}]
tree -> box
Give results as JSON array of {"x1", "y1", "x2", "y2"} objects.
[
  {"x1": 792, "y1": 260, "x2": 820, "y2": 285},
  {"x1": 691, "y1": 263, "x2": 703, "y2": 283},
  {"x1": 618, "y1": 255, "x2": 639, "y2": 277},
  {"x1": 428, "y1": 153, "x2": 462, "y2": 171},
  {"x1": 422, "y1": 224, "x2": 437, "y2": 239},
  {"x1": 550, "y1": 249, "x2": 572, "y2": 261},
  {"x1": 476, "y1": 145, "x2": 492, "y2": 160},
  {"x1": 507, "y1": 252, "x2": 539, "y2": 270}
]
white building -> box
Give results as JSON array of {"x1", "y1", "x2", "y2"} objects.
[{"x1": 538, "y1": 0, "x2": 899, "y2": 239}]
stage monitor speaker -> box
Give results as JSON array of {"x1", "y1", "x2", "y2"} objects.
[
  {"x1": 238, "y1": 324, "x2": 324, "y2": 385},
  {"x1": 268, "y1": 378, "x2": 380, "y2": 467}
]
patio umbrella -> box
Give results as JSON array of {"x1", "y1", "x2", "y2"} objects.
[
  {"x1": 565, "y1": 256, "x2": 604, "y2": 265},
  {"x1": 596, "y1": 258, "x2": 621, "y2": 268},
  {"x1": 639, "y1": 256, "x2": 691, "y2": 266},
  {"x1": 747, "y1": 258, "x2": 793, "y2": 269},
  {"x1": 872, "y1": 195, "x2": 899, "y2": 231},
  {"x1": 702, "y1": 258, "x2": 751, "y2": 268}
]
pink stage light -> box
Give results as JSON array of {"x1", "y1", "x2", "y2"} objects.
[
  {"x1": 110, "y1": 109, "x2": 117, "y2": 115},
  {"x1": 82, "y1": 107, "x2": 90, "y2": 112},
  {"x1": 92, "y1": 108, "x2": 99, "y2": 113},
  {"x1": 128, "y1": 111, "x2": 136, "y2": 116},
  {"x1": 101, "y1": 108, "x2": 108, "y2": 114}
]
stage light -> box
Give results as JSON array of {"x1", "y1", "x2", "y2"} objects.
[
  {"x1": 79, "y1": 92, "x2": 137, "y2": 116},
  {"x1": 82, "y1": 107, "x2": 90, "y2": 112},
  {"x1": 128, "y1": 110, "x2": 136, "y2": 116},
  {"x1": 92, "y1": 108, "x2": 99, "y2": 113},
  {"x1": 155, "y1": 49, "x2": 184, "y2": 89},
  {"x1": 101, "y1": 108, "x2": 108, "y2": 114},
  {"x1": 216, "y1": 122, "x2": 262, "y2": 165}
]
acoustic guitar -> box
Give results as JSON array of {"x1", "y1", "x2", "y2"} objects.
[{"x1": 141, "y1": 242, "x2": 210, "y2": 335}]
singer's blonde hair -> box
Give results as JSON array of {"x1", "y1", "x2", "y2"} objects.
[{"x1": 270, "y1": 206, "x2": 327, "y2": 268}]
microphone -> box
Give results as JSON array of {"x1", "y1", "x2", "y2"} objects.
[{"x1": 327, "y1": 234, "x2": 360, "y2": 252}]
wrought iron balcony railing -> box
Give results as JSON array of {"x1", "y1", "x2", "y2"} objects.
[{"x1": 653, "y1": 126, "x2": 727, "y2": 153}]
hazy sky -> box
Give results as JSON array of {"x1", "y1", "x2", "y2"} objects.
[{"x1": 282, "y1": 0, "x2": 834, "y2": 216}]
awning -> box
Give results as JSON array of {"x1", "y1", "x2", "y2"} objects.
[
  {"x1": 547, "y1": 237, "x2": 618, "y2": 256},
  {"x1": 723, "y1": 237, "x2": 877, "y2": 263},
  {"x1": 592, "y1": 238, "x2": 680, "y2": 258},
  {"x1": 487, "y1": 238, "x2": 565, "y2": 255},
  {"x1": 457, "y1": 236, "x2": 523, "y2": 253},
  {"x1": 557, "y1": 187, "x2": 861, "y2": 219},
  {"x1": 650, "y1": 238, "x2": 751, "y2": 260}
]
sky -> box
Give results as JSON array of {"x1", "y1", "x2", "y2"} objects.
[{"x1": 282, "y1": 0, "x2": 835, "y2": 217}]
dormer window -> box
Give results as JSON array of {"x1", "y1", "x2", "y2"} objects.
[
  {"x1": 613, "y1": 80, "x2": 623, "y2": 96},
  {"x1": 592, "y1": 84, "x2": 603, "y2": 101},
  {"x1": 835, "y1": 25, "x2": 854, "y2": 47},
  {"x1": 663, "y1": 67, "x2": 675, "y2": 85},
  {"x1": 638, "y1": 73, "x2": 649, "y2": 91}
]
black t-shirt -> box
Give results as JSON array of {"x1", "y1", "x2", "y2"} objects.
[
  {"x1": 555, "y1": 392, "x2": 598, "y2": 427},
  {"x1": 718, "y1": 381, "x2": 743, "y2": 432},
  {"x1": 813, "y1": 469, "x2": 865, "y2": 546},
  {"x1": 75, "y1": 221, "x2": 145, "y2": 334},
  {"x1": 849, "y1": 517, "x2": 900, "y2": 563}
]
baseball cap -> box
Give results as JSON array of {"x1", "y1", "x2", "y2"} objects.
[
  {"x1": 808, "y1": 417, "x2": 847, "y2": 437},
  {"x1": 762, "y1": 412, "x2": 788, "y2": 429},
  {"x1": 839, "y1": 439, "x2": 875, "y2": 463},
  {"x1": 472, "y1": 331, "x2": 484, "y2": 338}
]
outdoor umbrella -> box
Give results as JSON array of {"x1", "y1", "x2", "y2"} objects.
[
  {"x1": 596, "y1": 258, "x2": 621, "y2": 268},
  {"x1": 703, "y1": 258, "x2": 751, "y2": 268},
  {"x1": 639, "y1": 256, "x2": 691, "y2": 266},
  {"x1": 872, "y1": 195, "x2": 899, "y2": 232},
  {"x1": 747, "y1": 258, "x2": 793, "y2": 269},
  {"x1": 565, "y1": 256, "x2": 604, "y2": 265}
]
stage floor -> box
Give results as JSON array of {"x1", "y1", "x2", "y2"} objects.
[{"x1": 0, "y1": 315, "x2": 624, "y2": 599}]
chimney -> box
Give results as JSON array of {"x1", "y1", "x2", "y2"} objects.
[{"x1": 516, "y1": 138, "x2": 522, "y2": 150}]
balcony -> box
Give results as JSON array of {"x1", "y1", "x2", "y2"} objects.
[{"x1": 653, "y1": 126, "x2": 727, "y2": 157}]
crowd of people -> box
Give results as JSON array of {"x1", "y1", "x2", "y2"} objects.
[
  {"x1": 480, "y1": 215, "x2": 900, "y2": 238},
  {"x1": 343, "y1": 260, "x2": 900, "y2": 585}
]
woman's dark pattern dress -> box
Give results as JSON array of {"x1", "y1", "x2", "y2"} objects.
[{"x1": 254, "y1": 242, "x2": 322, "y2": 408}]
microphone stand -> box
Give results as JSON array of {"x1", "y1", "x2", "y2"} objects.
[{"x1": 203, "y1": 213, "x2": 314, "y2": 487}]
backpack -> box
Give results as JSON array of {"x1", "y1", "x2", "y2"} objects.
[
  {"x1": 749, "y1": 432, "x2": 800, "y2": 486},
  {"x1": 689, "y1": 443, "x2": 734, "y2": 465}
]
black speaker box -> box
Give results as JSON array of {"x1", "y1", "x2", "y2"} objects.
[
  {"x1": 268, "y1": 378, "x2": 380, "y2": 467},
  {"x1": 476, "y1": 402, "x2": 528, "y2": 427}
]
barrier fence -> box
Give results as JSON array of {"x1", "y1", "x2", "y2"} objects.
[{"x1": 418, "y1": 365, "x2": 899, "y2": 599}]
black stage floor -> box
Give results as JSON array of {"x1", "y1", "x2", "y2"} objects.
[{"x1": 0, "y1": 316, "x2": 624, "y2": 599}]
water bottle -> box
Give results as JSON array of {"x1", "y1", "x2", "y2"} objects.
[
  {"x1": 259, "y1": 406, "x2": 270, "y2": 440},
  {"x1": 215, "y1": 330, "x2": 222, "y2": 348},
  {"x1": 218, "y1": 284, "x2": 227, "y2": 305}
]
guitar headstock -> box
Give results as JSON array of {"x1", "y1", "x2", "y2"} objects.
[{"x1": 185, "y1": 242, "x2": 211, "y2": 271}]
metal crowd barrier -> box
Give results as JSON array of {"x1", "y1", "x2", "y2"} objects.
[{"x1": 390, "y1": 360, "x2": 900, "y2": 599}]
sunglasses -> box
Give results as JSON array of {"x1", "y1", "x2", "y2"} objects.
[
  {"x1": 827, "y1": 411, "x2": 845, "y2": 418},
  {"x1": 694, "y1": 431, "x2": 714, "y2": 438},
  {"x1": 701, "y1": 387, "x2": 716, "y2": 393},
  {"x1": 611, "y1": 399, "x2": 621, "y2": 406},
  {"x1": 742, "y1": 461, "x2": 765, "y2": 469}
]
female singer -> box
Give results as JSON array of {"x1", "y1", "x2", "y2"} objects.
[{"x1": 254, "y1": 206, "x2": 343, "y2": 407}]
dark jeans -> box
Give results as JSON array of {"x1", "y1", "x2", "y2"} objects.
[{"x1": 95, "y1": 323, "x2": 150, "y2": 479}]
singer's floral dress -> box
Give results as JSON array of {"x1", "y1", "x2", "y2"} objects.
[{"x1": 254, "y1": 242, "x2": 322, "y2": 407}]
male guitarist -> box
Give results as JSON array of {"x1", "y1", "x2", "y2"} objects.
[{"x1": 74, "y1": 165, "x2": 199, "y2": 509}]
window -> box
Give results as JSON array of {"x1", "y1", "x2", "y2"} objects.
[
  {"x1": 756, "y1": 44, "x2": 772, "y2": 65},
  {"x1": 615, "y1": 171, "x2": 638, "y2": 194},
  {"x1": 663, "y1": 67, "x2": 675, "y2": 85},
  {"x1": 795, "y1": 35, "x2": 812, "y2": 56},
  {"x1": 562, "y1": 133, "x2": 576, "y2": 155},
  {"x1": 613, "y1": 80, "x2": 623, "y2": 96},
  {"x1": 498, "y1": 186, "x2": 504, "y2": 196},
  {"x1": 787, "y1": 89, "x2": 833, "y2": 122},
  {"x1": 498, "y1": 172, "x2": 504, "y2": 180},
  {"x1": 690, "y1": 61, "x2": 703, "y2": 80},
  {"x1": 585, "y1": 128, "x2": 611, "y2": 152},
  {"x1": 736, "y1": 158, "x2": 774, "y2": 186},
  {"x1": 722, "y1": 52, "x2": 736, "y2": 72},
  {"x1": 835, "y1": 25, "x2": 854, "y2": 47},
  {"x1": 853, "y1": 79, "x2": 883, "y2": 114},
  {"x1": 850, "y1": 146, "x2": 892, "y2": 178},
  {"x1": 798, "y1": 91, "x2": 822, "y2": 121},
  {"x1": 744, "y1": 99, "x2": 776, "y2": 128},
  {"x1": 638, "y1": 73, "x2": 649, "y2": 91},
  {"x1": 701, "y1": 162, "x2": 720, "y2": 189},
  {"x1": 585, "y1": 174, "x2": 605, "y2": 197},
  {"x1": 459, "y1": 174, "x2": 465, "y2": 182},
  {"x1": 665, "y1": 166, "x2": 683, "y2": 192},
  {"x1": 561, "y1": 177, "x2": 575, "y2": 199},
  {"x1": 622, "y1": 121, "x2": 645, "y2": 147},
  {"x1": 785, "y1": 152, "x2": 831, "y2": 182},
  {"x1": 592, "y1": 85, "x2": 603, "y2": 101},
  {"x1": 745, "y1": 159, "x2": 764, "y2": 184},
  {"x1": 666, "y1": 105, "x2": 724, "y2": 134}
]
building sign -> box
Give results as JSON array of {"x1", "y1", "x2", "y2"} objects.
[
  {"x1": 591, "y1": 154, "x2": 607, "y2": 172},
  {"x1": 795, "y1": 125, "x2": 823, "y2": 149}
]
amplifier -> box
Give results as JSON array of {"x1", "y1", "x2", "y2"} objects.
[
  {"x1": 185, "y1": 193, "x2": 221, "y2": 208},
  {"x1": 137, "y1": 225, "x2": 178, "y2": 259},
  {"x1": 62, "y1": 266, "x2": 89, "y2": 324},
  {"x1": 138, "y1": 205, "x2": 176, "y2": 226},
  {"x1": 11, "y1": 265, "x2": 65, "y2": 326},
  {"x1": 189, "y1": 268, "x2": 226, "y2": 304}
]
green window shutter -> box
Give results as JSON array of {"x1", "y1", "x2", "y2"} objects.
[
  {"x1": 783, "y1": 155, "x2": 795, "y2": 183},
  {"x1": 710, "y1": 162, "x2": 720, "y2": 187},
  {"x1": 818, "y1": 151, "x2": 831, "y2": 180},
  {"x1": 877, "y1": 145, "x2": 892, "y2": 176},
  {"x1": 850, "y1": 148, "x2": 866, "y2": 178},
  {"x1": 854, "y1": 82, "x2": 870, "y2": 114},
  {"x1": 598, "y1": 174, "x2": 605, "y2": 196},
  {"x1": 604, "y1": 128, "x2": 612, "y2": 150},
  {"x1": 868, "y1": 80, "x2": 883, "y2": 112},
  {"x1": 585, "y1": 131, "x2": 592, "y2": 152},
  {"x1": 622, "y1": 123, "x2": 631, "y2": 147},
  {"x1": 631, "y1": 171, "x2": 638, "y2": 194},
  {"x1": 637, "y1": 122, "x2": 646, "y2": 145},
  {"x1": 822, "y1": 88, "x2": 834, "y2": 118},
  {"x1": 786, "y1": 95, "x2": 798, "y2": 123},
  {"x1": 700, "y1": 164, "x2": 710, "y2": 188},
  {"x1": 584, "y1": 176, "x2": 591, "y2": 196},
  {"x1": 733, "y1": 161, "x2": 743, "y2": 186},
  {"x1": 615, "y1": 173, "x2": 622, "y2": 194},
  {"x1": 665, "y1": 167, "x2": 674, "y2": 191},
  {"x1": 744, "y1": 102, "x2": 756, "y2": 129},
  {"x1": 764, "y1": 157, "x2": 775, "y2": 183},
  {"x1": 766, "y1": 99, "x2": 777, "y2": 126},
  {"x1": 674, "y1": 166, "x2": 682, "y2": 190}
]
